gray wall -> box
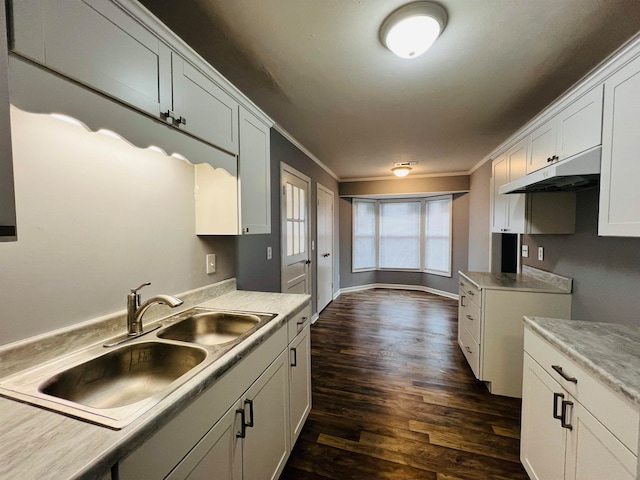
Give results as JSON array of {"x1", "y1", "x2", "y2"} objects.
[
  {"x1": 0, "y1": 108, "x2": 235, "y2": 346},
  {"x1": 339, "y1": 193, "x2": 470, "y2": 295},
  {"x1": 468, "y1": 161, "x2": 492, "y2": 271},
  {"x1": 236, "y1": 130, "x2": 340, "y2": 314},
  {"x1": 522, "y1": 188, "x2": 640, "y2": 326}
]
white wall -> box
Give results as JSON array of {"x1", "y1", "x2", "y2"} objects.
[{"x1": 0, "y1": 108, "x2": 235, "y2": 346}]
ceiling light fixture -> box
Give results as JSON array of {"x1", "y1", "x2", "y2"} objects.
[
  {"x1": 380, "y1": 2, "x2": 447, "y2": 59},
  {"x1": 392, "y1": 162, "x2": 414, "y2": 177}
]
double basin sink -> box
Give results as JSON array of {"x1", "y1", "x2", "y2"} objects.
[{"x1": 0, "y1": 308, "x2": 277, "y2": 429}]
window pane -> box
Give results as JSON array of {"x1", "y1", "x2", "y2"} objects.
[
  {"x1": 300, "y1": 221, "x2": 306, "y2": 253},
  {"x1": 287, "y1": 221, "x2": 293, "y2": 256},
  {"x1": 293, "y1": 186, "x2": 299, "y2": 219},
  {"x1": 286, "y1": 184, "x2": 293, "y2": 219},
  {"x1": 299, "y1": 188, "x2": 305, "y2": 220},
  {"x1": 353, "y1": 201, "x2": 376, "y2": 270},
  {"x1": 294, "y1": 221, "x2": 300, "y2": 254},
  {"x1": 425, "y1": 198, "x2": 451, "y2": 274},
  {"x1": 379, "y1": 202, "x2": 421, "y2": 269}
]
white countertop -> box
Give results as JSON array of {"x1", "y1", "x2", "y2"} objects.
[
  {"x1": 0, "y1": 288, "x2": 310, "y2": 480},
  {"x1": 459, "y1": 266, "x2": 572, "y2": 294}
]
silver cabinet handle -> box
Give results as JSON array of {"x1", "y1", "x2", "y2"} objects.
[
  {"x1": 466, "y1": 314, "x2": 474, "y2": 321},
  {"x1": 561, "y1": 400, "x2": 574, "y2": 430},
  {"x1": 465, "y1": 346, "x2": 472, "y2": 353},
  {"x1": 460, "y1": 295, "x2": 466, "y2": 307},
  {"x1": 466, "y1": 290, "x2": 474, "y2": 296}
]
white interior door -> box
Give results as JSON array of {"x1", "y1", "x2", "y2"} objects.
[
  {"x1": 316, "y1": 184, "x2": 334, "y2": 312},
  {"x1": 281, "y1": 164, "x2": 310, "y2": 295}
]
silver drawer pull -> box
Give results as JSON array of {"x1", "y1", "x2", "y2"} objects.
[
  {"x1": 465, "y1": 314, "x2": 474, "y2": 321},
  {"x1": 465, "y1": 346, "x2": 472, "y2": 353},
  {"x1": 552, "y1": 365, "x2": 578, "y2": 384},
  {"x1": 466, "y1": 290, "x2": 474, "y2": 296}
]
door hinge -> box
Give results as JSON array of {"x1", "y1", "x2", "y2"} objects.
[{"x1": 283, "y1": 185, "x2": 286, "y2": 195}]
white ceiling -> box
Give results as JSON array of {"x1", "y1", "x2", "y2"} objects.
[{"x1": 141, "y1": 0, "x2": 640, "y2": 180}]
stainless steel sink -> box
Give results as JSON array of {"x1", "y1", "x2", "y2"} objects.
[
  {"x1": 0, "y1": 307, "x2": 277, "y2": 429},
  {"x1": 39, "y1": 342, "x2": 206, "y2": 409},
  {"x1": 158, "y1": 311, "x2": 263, "y2": 345}
]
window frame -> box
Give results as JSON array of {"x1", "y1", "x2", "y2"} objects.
[{"x1": 351, "y1": 195, "x2": 453, "y2": 277}]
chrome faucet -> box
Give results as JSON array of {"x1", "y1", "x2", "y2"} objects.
[{"x1": 127, "y1": 282, "x2": 184, "y2": 336}]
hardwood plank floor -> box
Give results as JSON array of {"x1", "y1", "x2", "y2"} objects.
[{"x1": 280, "y1": 289, "x2": 529, "y2": 480}]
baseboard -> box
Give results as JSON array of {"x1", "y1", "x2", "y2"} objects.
[
  {"x1": 311, "y1": 313, "x2": 320, "y2": 324},
  {"x1": 335, "y1": 283, "x2": 459, "y2": 301}
]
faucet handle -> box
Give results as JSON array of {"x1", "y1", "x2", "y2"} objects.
[{"x1": 131, "y1": 282, "x2": 151, "y2": 294}]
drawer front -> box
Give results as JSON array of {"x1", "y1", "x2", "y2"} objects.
[
  {"x1": 288, "y1": 304, "x2": 311, "y2": 343},
  {"x1": 459, "y1": 292, "x2": 481, "y2": 343},
  {"x1": 524, "y1": 328, "x2": 639, "y2": 453},
  {"x1": 458, "y1": 276, "x2": 481, "y2": 308},
  {"x1": 459, "y1": 326, "x2": 481, "y2": 379}
]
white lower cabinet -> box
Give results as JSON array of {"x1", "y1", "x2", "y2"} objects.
[
  {"x1": 242, "y1": 350, "x2": 290, "y2": 480},
  {"x1": 166, "y1": 401, "x2": 242, "y2": 480},
  {"x1": 118, "y1": 302, "x2": 311, "y2": 480},
  {"x1": 289, "y1": 324, "x2": 311, "y2": 446},
  {"x1": 521, "y1": 328, "x2": 638, "y2": 480},
  {"x1": 457, "y1": 274, "x2": 572, "y2": 398}
]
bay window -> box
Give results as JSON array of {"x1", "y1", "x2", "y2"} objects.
[{"x1": 352, "y1": 195, "x2": 452, "y2": 276}]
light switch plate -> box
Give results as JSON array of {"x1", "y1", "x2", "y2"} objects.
[
  {"x1": 206, "y1": 254, "x2": 216, "y2": 274},
  {"x1": 522, "y1": 245, "x2": 529, "y2": 258},
  {"x1": 537, "y1": 247, "x2": 544, "y2": 261},
  {"x1": 267, "y1": 246, "x2": 272, "y2": 260}
]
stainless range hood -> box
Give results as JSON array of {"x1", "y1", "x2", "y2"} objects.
[{"x1": 499, "y1": 146, "x2": 601, "y2": 194}]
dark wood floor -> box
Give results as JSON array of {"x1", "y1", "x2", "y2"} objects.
[{"x1": 280, "y1": 288, "x2": 529, "y2": 480}]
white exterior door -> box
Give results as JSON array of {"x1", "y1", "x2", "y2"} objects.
[
  {"x1": 281, "y1": 165, "x2": 311, "y2": 295},
  {"x1": 316, "y1": 184, "x2": 334, "y2": 313}
]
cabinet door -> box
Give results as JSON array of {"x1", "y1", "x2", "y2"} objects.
[
  {"x1": 521, "y1": 354, "x2": 568, "y2": 480},
  {"x1": 565, "y1": 401, "x2": 637, "y2": 480},
  {"x1": 599, "y1": 55, "x2": 640, "y2": 237},
  {"x1": 557, "y1": 85, "x2": 603, "y2": 161},
  {"x1": 505, "y1": 141, "x2": 527, "y2": 233},
  {"x1": 239, "y1": 108, "x2": 271, "y2": 234},
  {"x1": 0, "y1": 0, "x2": 16, "y2": 239},
  {"x1": 166, "y1": 401, "x2": 243, "y2": 480},
  {"x1": 172, "y1": 54, "x2": 239, "y2": 154},
  {"x1": 527, "y1": 117, "x2": 558, "y2": 174},
  {"x1": 12, "y1": 0, "x2": 171, "y2": 118},
  {"x1": 243, "y1": 350, "x2": 290, "y2": 480},
  {"x1": 289, "y1": 325, "x2": 311, "y2": 446},
  {"x1": 490, "y1": 154, "x2": 509, "y2": 233}
]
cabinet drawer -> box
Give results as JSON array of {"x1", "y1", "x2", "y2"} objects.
[
  {"x1": 288, "y1": 304, "x2": 311, "y2": 343},
  {"x1": 458, "y1": 276, "x2": 481, "y2": 308},
  {"x1": 459, "y1": 293, "x2": 481, "y2": 343},
  {"x1": 459, "y1": 326, "x2": 480, "y2": 379},
  {"x1": 524, "y1": 328, "x2": 638, "y2": 453}
]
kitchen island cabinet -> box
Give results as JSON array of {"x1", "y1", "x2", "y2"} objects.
[
  {"x1": 521, "y1": 317, "x2": 640, "y2": 480},
  {"x1": 458, "y1": 269, "x2": 572, "y2": 398}
]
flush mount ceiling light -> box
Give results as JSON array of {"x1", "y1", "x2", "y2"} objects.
[
  {"x1": 380, "y1": 2, "x2": 447, "y2": 59},
  {"x1": 392, "y1": 162, "x2": 415, "y2": 177}
]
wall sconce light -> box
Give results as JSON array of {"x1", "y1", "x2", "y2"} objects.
[{"x1": 380, "y1": 2, "x2": 447, "y2": 59}]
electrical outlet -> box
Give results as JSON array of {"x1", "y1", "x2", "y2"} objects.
[
  {"x1": 538, "y1": 247, "x2": 544, "y2": 261},
  {"x1": 522, "y1": 245, "x2": 529, "y2": 258},
  {"x1": 267, "y1": 246, "x2": 272, "y2": 260},
  {"x1": 206, "y1": 254, "x2": 216, "y2": 274}
]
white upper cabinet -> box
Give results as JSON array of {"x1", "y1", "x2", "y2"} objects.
[
  {"x1": 525, "y1": 85, "x2": 603, "y2": 175},
  {"x1": 556, "y1": 85, "x2": 603, "y2": 161},
  {"x1": 239, "y1": 107, "x2": 271, "y2": 234},
  {"x1": 491, "y1": 141, "x2": 526, "y2": 233},
  {"x1": 599, "y1": 54, "x2": 640, "y2": 237},
  {"x1": 0, "y1": 0, "x2": 16, "y2": 240},
  {"x1": 171, "y1": 54, "x2": 239, "y2": 155},
  {"x1": 12, "y1": 0, "x2": 170, "y2": 118},
  {"x1": 526, "y1": 117, "x2": 558, "y2": 174},
  {"x1": 11, "y1": 0, "x2": 241, "y2": 154}
]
